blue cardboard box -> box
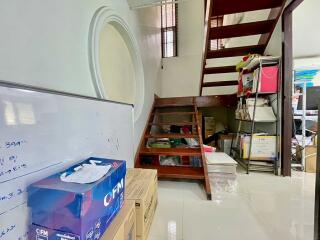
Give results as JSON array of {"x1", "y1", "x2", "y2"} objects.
[{"x1": 28, "y1": 157, "x2": 126, "y2": 240}]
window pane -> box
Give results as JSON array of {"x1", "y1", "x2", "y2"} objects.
[
  {"x1": 166, "y1": 30, "x2": 174, "y2": 43},
  {"x1": 162, "y1": 10, "x2": 166, "y2": 26},
  {"x1": 167, "y1": 42, "x2": 174, "y2": 57},
  {"x1": 161, "y1": 0, "x2": 177, "y2": 58}
]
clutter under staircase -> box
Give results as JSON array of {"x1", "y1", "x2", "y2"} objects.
[{"x1": 135, "y1": 97, "x2": 212, "y2": 199}]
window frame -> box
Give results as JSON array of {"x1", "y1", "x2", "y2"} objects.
[{"x1": 161, "y1": 1, "x2": 178, "y2": 58}]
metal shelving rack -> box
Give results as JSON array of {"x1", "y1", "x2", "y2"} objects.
[
  {"x1": 230, "y1": 57, "x2": 281, "y2": 174},
  {"x1": 292, "y1": 71, "x2": 319, "y2": 170}
]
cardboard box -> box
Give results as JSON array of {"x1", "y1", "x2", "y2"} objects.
[
  {"x1": 101, "y1": 200, "x2": 136, "y2": 240},
  {"x1": 296, "y1": 145, "x2": 317, "y2": 173},
  {"x1": 204, "y1": 117, "x2": 215, "y2": 138},
  {"x1": 28, "y1": 157, "x2": 126, "y2": 240},
  {"x1": 218, "y1": 134, "x2": 234, "y2": 154},
  {"x1": 125, "y1": 169, "x2": 158, "y2": 240}
]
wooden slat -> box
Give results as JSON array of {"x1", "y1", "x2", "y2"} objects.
[
  {"x1": 194, "y1": 105, "x2": 211, "y2": 200},
  {"x1": 202, "y1": 80, "x2": 238, "y2": 88},
  {"x1": 145, "y1": 133, "x2": 199, "y2": 139},
  {"x1": 210, "y1": 20, "x2": 275, "y2": 40},
  {"x1": 149, "y1": 122, "x2": 195, "y2": 126},
  {"x1": 199, "y1": 0, "x2": 213, "y2": 96},
  {"x1": 141, "y1": 165, "x2": 205, "y2": 180},
  {"x1": 135, "y1": 101, "x2": 155, "y2": 168},
  {"x1": 153, "y1": 96, "x2": 238, "y2": 108},
  {"x1": 207, "y1": 44, "x2": 264, "y2": 58},
  {"x1": 212, "y1": 0, "x2": 284, "y2": 16},
  {"x1": 155, "y1": 97, "x2": 195, "y2": 107},
  {"x1": 203, "y1": 65, "x2": 236, "y2": 74},
  {"x1": 152, "y1": 111, "x2": 195, "y2": 116},
  {"x1": 140, "y1": 147, "x2": 202, "y2": 156},
  {"x1": 195, "y1": 95, "x2": 237, "y2": 108}
]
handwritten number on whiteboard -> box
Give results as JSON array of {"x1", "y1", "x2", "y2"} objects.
[
  {"x1": 5, "y1": 140, "x2": 26, "y2": 149},
  {"x1": 0, "y1": 225, "x2": 16, "y2": 239},
  {"x1": 0, "y1": 164, "x2": 27, "y2": 177},
  {"x1": 0, "y1": 188, "x2": 24, "y2": 202}
]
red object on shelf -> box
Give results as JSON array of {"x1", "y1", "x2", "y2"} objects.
[
  {"x1": 203, "y1": 144, "x2": 216, "y2": 153},
  {"x1": 237, "y1": 74, "x2": 243, "y2": 96},
  {"x1": 256, "y1": 65, "x2": 279, "y2": 93}
]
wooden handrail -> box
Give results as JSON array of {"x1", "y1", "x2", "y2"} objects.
[
  {"x1": 194, "y1": 104, "x2": 212, "y2": 199},
  {"x1": 199, "y1": 0, "x2": 213, "y2": 96}
]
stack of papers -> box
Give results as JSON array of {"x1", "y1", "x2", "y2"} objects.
[
  {"x1": 205, "y1": 152, "x2": 238, "y2": 194},
  {"x1": 205, "y1": 152, "x2": 237, "y2": 174}
]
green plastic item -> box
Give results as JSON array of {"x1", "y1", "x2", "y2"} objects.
[
  {"x1": 169, "y1": 138, "x2": 182, "y2": 147},
  {"x1": 150, "y1": 142, "x2": 171, "y2": 148}
]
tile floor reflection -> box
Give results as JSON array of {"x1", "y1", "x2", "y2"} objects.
[{"x1": 148, "y1": 170, "x2": 315, "y2": 240}]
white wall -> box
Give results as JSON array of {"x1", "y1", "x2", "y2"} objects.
[
  {"x1": 293, "y1": 0, "x2": 320, "y2": 58},
  {"x1": 99, "y1": 24, "x2": 136, "y2": 104},
  {"x1": 265, "y1": 0, "x2": 320, "y2": 59},
  {"x1": 265, "y1": 20, "x2": 282, "y2": 56},
  {"x1": 291, "y1": 0, "x2": 320, "y2": 71},
  {"x1": 159, "y1": 0, "x2": 204, "y2": 97},
  {"x1": 0, "y1": 0, "x2": 162, "y2": 153}
]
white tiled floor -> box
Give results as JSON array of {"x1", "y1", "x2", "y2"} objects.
[{"x1": 148, "y1": 170, "x2": 315, "y2": 240}]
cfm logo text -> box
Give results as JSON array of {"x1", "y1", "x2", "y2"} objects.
[
  {"x1": 103, "y1": 178, "x2": 124, "y2": 207},
  {"x1": 36, "y1": 228, "x2": 48, "y2": 237}
]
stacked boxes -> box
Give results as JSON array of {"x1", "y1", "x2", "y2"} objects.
[
  {"x1": 28, "y1": 157, "x2": 126, "y2": 240},
  {"x1": 101, "y1": 200, "x2": 136, "y2": 240},
  {"x1": 296, "y1": 145, "x2": 317, "y2": 173},
  {"x1": 205, "y1": 152, "x2": 237, "y2": 193},
  {"x1": 217, "y1": 134, "x2": 234, "y2": 154},
  {"x1": 125, "y1": 169, "x2": 158, "y2": 240}
]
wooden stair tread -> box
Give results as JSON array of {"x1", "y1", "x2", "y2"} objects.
[
  {"x1": 154, "y1": 103, "x2": 195, "y2": 108},
  {"x1": 210, "y1": 20, "x2": 275, "y2": 40},
  {"x1": 152, "y1": 111, "x2": 195, "y2": 115},
  {"x1": 212, "y1": 0, "x2": 283, "y2": 16},
  {"x1": 207, "y1": 44, "x2": 265, "y2": 59},
  {"x1": 204, "y1": 65, "x2": 236, "y2": 74},
  {"x1": 145, "y1": 133, "x2": 199, "y2": 138},
  {"x1": 149, "y1": 122, "x2": 195, "y2": 126},
  {"x1": 155, "y1": 97, "x2": 195, "y2": 107},
  {"x1": 202, "y1": 80, "x2": 238, "y2": 88},
  {"x1": 140, "y1": 147, "x2": 201, "y2": 156},
  {"x1": 141, "y1": 165, "x2": 205, "y2": 180}
]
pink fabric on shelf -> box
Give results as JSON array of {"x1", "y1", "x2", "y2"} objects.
[{"x1": 259, "y1": 65, "x2": 279, "y2": 93}]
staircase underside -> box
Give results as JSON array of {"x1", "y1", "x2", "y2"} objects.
[
  {"x1": 135, "y1": 95, "x2": 237, "y2": 200},
  {"x1": 200, "y1": 0, "x2": 286, "y2": 96}
]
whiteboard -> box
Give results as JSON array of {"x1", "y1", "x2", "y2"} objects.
[{"x1": 0, "y1": 83, "x2": 134, "y2": 239}]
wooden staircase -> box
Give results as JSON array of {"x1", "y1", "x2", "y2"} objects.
[
  {"x1": 200, "y1": 0, "x2": 287, "y2": 96},
  {"x1": 135, "y1": 97, "x2": 212, "y2": 200}
]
